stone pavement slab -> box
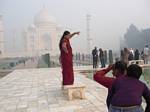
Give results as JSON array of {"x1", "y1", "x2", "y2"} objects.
[{"x1": 0, "y1": 68, "x2": 108, "y2": 112}]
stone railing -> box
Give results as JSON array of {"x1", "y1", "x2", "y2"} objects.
[{"x1": 129, "y1": 60, "x2": 144, "y2": 65}]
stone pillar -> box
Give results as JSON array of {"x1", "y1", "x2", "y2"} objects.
[{"x1": 109, "y1": 50, "x2": 113, "y2": 64}]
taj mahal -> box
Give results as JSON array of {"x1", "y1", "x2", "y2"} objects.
[
  {"x1": 0, "y1": 7, "x2": 63, "y2": 58},
  {"x1": 24, "y1": 7, "x2": 62, "y2": 57}
]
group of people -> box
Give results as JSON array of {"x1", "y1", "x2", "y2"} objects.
[
  {"x1": 92, "y1": 47, "x2": 113, "y2": 68},
  {"x1": 121, "y1": 45, "x2": 150, "y2": 65},
  {"x1": 59, "y1": 31, "x2": 150, "y2": 112}
]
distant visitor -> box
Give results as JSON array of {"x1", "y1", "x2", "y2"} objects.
[{"x1": 92, "y1": 47, "x2": 98, "y2": 68}]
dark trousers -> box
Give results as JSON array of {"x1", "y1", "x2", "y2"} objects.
[
  {"x1": 100, "y1": 57, "x2": 105, "y2": 68},
  {"x1": 93, "y1": 58, "x2": 97, "y2": 68}
]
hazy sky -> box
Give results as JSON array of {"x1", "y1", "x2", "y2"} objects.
[{"x1": 1, "y1": 0, "x2": 150, "y2": 52}]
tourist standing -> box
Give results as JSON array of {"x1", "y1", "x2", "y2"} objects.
[
  {"x1": 128, "y1": 50, "x2": 134, "y2": 61},
  {"x1": 143, "y1": 45, "x2": 149, "y2": 64},
  {"x1": 99, "y1": 48, "x2": 105, "y2": 68},
  {"x1": 123, "y1": 47, "x2": 129, "y2": 64},
  {"x1": 59, "y1": 31, "x2": 80, "y2": 86},
  {"x1": 92, "y1": 47, "x2": 98, "y2": 68},
  {"x1": 134, "y1": 49, "x2": 140, "y2": 60},
  {"x1": 120, "y1": 50, "x2": 124, "y2": 61}
]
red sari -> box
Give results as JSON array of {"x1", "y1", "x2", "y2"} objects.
[{"x1": 60, "y1": 38, "x2": 74, "y2": 85}]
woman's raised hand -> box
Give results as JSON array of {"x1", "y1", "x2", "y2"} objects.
[{"x1": 76, "y1": 31, "x2": 80, "y2": 35}]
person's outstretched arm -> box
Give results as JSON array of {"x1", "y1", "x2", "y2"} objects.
[{"x1": 68, "y1": 32, "x2": 80, "y2": 39}]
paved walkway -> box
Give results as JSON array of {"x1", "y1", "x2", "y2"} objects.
[
  {"x1": 0, "y1": 67, "x2": 108, "y2": 112},
  {"x1": 13, "y1": 59, "x2": 38, "y2": 69}
]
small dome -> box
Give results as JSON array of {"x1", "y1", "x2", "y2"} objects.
[
  {"x1": 28, "y1": 24, "x2": 36, "y2": 32},
  {"x1": 28, "y1": 24, "x2": 36, "y2": 29},
  {"x1": 34, "y1": 7, "x2": 56, "y2": 25}
]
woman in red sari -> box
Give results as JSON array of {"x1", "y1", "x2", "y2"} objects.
[{"x1": 59, "y1": 31, "x2": 80, "y2": 86}]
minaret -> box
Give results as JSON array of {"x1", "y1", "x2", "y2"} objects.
[
  {"x1": 0, "y1": 15, "x2": 4, "y2": 57},
  {"x1": 12, "y1": 29, "x2": 16, "y2": 50},
  {"x1": 86, "y1": 14, "x2": 92, "y2": 54}
]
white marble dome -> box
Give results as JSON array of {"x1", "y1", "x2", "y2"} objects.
[{"x1": 34, "y1": 8, "x2": 56, "y2": 25}]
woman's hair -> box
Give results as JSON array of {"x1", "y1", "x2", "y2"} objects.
[
  {"x1": 127, "y1": 64, "x2": 142, "y2": 79},
  {"x1": 113, "y1": 61, "x2": 127, "y2": 74},
  {"x1": 59, "y1": 31, "x2": 70, "y2": 50}
]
